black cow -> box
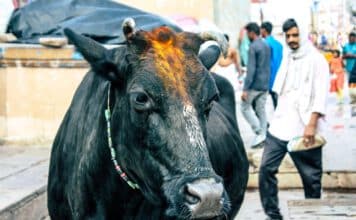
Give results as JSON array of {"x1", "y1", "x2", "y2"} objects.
[{"x1": 47, "y1": 18, "x2": 248, "y2": 219}]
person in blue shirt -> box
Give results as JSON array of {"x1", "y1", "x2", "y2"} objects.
[
  {"x1": 261, "y1": 22, "x2": 283, "y2": 109},
  {"x1": 343, "y1": 32, "x2": 356, "y2": 76},
  {"x1": 343, "y1": 32, "x2": 356, "y2": 116}
]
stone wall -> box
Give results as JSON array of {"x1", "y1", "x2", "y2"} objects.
[{"x1": 0, "y1": 45, "x2": 88, "y2": 143}]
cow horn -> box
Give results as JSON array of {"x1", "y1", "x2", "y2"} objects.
[
  {"x1": 122, "y1": 17, "x2": 136, "y2": 41},
  {"x1": 199, "y1": 31, "x2": 228, "y2": 58}
]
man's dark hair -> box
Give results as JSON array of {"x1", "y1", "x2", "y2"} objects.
[
  {"x1": 245, "y1": 22, "x2": 260, "y2": 35},
  {"x1": 282, "y1": 18, "x2": 298, "y2": 33},
  {"x1": 261, "y1": 22, "x2": 273, "y2": 34},
  {"x1": 350, "y1": 32, "x2": 356, "y2": 38}
]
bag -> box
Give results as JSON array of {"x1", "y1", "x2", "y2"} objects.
[{"x1": 287, "y1": 134, "x2": 326, "y2": 152}]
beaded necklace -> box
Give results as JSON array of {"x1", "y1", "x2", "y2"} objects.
[{"x1": 104, "y1": 84, "x2": 139, "y2": 190}]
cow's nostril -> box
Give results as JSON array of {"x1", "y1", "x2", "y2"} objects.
[
  {"x1": 184, "y1": 186, "x2": 200, "y2": 204},
  {"x1": 184, "y1": 178, "x2": 224, "y2": 219}
]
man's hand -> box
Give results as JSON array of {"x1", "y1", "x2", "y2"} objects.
[
  {"x1": 303, "y1": 112, "x2": 322, "y2": 147},
  {"x1": 303, "y1": 123, "x2": 316, "y2": 147},
  {"x1": 241, "y1": 91, "x2": 248, "y2": 101}
]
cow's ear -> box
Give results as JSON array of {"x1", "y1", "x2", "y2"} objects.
[
  {"x1": 198, "y1": 42, "x2": 221, "y2": 70},
  {"x1": 64, "y1": 28, "x2": 121, "y2": 82}
]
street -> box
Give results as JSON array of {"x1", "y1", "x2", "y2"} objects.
[{"x1": 237, "y1": 189, "x2": 356, "y2": 219}]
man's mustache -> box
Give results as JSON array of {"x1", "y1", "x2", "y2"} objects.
[{"x1": 288, "y1": 42, "x2": 298, "y2": 46}]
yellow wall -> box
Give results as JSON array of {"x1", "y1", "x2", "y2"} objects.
[{"x1": 0, "y1": 64, "x2": 87, "y2": 143}]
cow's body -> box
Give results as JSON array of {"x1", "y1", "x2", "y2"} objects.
[{"x1": 48, "y1": 20, "x2": 248, "y2": 220}]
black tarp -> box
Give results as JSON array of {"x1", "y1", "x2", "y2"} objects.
[{"x1": 6, "y1": 0, "x2": 182, "y2": 44}]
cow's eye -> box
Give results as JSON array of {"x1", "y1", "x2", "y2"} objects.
[
  {"x1": 130, "y1": 91, "x2": 152, "y2": 111},
  {"x1": 135, "y1": 93, "x2": 148, "y2": 104}
]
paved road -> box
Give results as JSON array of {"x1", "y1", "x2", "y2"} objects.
[
  {"x1": 0, "y1": 146, "x2": 49, "y2": 219},
  {"x1": 237, "y1": 189, "x2": 356, "y2": 219}
]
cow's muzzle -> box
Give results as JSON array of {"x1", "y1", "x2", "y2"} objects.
[
  {"x1": 184, "y1": 178, "x2": 225, "y2": 219},
  {"x1": 164, "y1": 174, "x2": 230, "y2": 219}
]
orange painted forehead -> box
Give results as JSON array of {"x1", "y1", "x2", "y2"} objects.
[{"x1": 142, "y1": 27, "x2": 189, "y2": 101}]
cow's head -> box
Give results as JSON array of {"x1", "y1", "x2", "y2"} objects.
[{"x1": 65, "y1": 18, "x2": 229, "y2": 219}]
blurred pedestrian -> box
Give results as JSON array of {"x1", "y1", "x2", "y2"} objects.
[
  {"x1": 309, "y1": 31, "x2": 318, "y2": 48},
  {"x1": 336, "y1": 32, "x2": 343, "y2": 50},
  {"x1": 342, "y1": 32, "x2": 356, "y2": 76},
  {"x1": 329, "y1": 49, "x2": 345, "y2": 104},
  {"x1": 241, "y1": 22, "x2": 270, "y2": 148},
  {"x1": 216, "y1": 34, "x2": 243, "y2": 75},
  {"x1": 261, "y1": 21, "x2": 283, "y2": 109},
  {"x1": 259, "y1": 18, "x2": 329, "y2": 220},
  {"x1": 214, "y1": 34, "x2": 243, "y2": 91},
  {"x1": 320, "y1": 31, "x2": 328, "y2": 50},
  {"x1": 238, "y1": 27, "x2": 250, "y2": 67},
  {"x1": 349, "y1": 63, "x2": 356, "y2": 116},
  {"x1": 342, "y1": 32, "x2": 356, "y2": 115}
]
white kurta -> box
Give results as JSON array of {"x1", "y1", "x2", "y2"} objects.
[{"x1": 269, "y1": 42, "x2": 329, "y2": 141}]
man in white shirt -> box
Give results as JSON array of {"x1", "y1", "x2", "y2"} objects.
[{"x1": 258, "y1": 18, "x2": 329, "y2": 220}]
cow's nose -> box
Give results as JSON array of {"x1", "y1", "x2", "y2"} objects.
[{"x1": 184, "y1": 178, "x2": 224, "y2": 219}]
